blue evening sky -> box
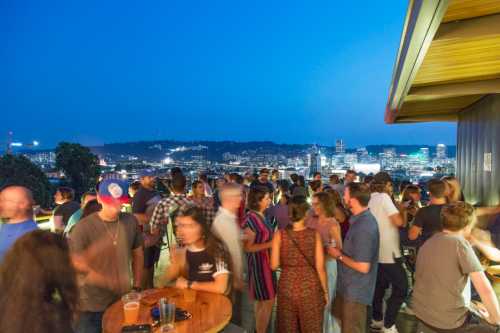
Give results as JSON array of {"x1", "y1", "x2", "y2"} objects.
[{"x1": 1, "y1": 0, "x2": 456, "y2": 149}]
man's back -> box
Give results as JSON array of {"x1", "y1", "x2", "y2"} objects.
[
  {"x1": 413, "y1": 232, "x2": 483, "y2": 329},
  {"x1": 338, "y1": 209, "x2": 380, "y2": 305},
  {"x1": 368, "y1": 192, "x2": 400, "y2": 263},
  {"x1": 413, "y1": 204, "x2": 444, "y2": 244},
  {"x1": 212, "y1": 207, "x2": 243, "y2": 286}
]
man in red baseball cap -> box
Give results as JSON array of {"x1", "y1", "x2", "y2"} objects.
[{"x1": 70, "y1": 178, "x2": 144, "y2": 333}]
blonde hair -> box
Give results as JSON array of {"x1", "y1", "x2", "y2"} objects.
[
  {"x1": 441, "y1": 176, "x2": 462, "y2": 203},
  {"x1": 441, "y1": 201, "x2": 475, "y2": 232}
]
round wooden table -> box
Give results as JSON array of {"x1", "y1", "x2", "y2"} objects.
[{"x1": 102, "y1": 287, "x2": 232, "y2": 333}]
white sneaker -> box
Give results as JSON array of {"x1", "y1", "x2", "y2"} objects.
[
  {"x1": 383, "y1": 325, "x2": 399, "y2": 333},
  {"x1": 400, "y1": 302, "x2": 415, "y2": 316},
  {"x1": 370, "y1": 319, "x2": 384, "y2": 330}
]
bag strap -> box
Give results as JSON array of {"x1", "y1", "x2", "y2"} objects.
[{"x1": 285, "y1": 228, "x2": 316, "y2": 272}]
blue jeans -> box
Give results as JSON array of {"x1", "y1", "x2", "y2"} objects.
[{"x1": 75, "y1": 311, "x2": 103, "y2": 333}]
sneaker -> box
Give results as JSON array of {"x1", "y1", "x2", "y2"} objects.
[
  {"x1": 370, "y1": 319, "x2": 384, "y2": 331},
  {"x1": 400, "y1": 302, "x2": 415, "y2": 316},
  {"x1": 383, "y1": 325, "x2": 399, "y2": 333}
]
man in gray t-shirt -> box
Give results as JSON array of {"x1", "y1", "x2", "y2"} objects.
[
  {"x1": 71, "y1": 179, "x2": 144, "y2": 333},
  {"x1": 413, "y1": 202, "x2": 500, "y2": 332}
]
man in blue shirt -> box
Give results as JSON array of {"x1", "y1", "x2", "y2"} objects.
[
  {"x1": 329, "y1": 182, "x2": 380, "y2": 333},
  {"x1": 0, "y1": 186, "x2": 38, "y2": 262}
]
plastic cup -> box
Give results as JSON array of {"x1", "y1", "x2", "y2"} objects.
[
  {"x1": 183, "y1": 289, "x2": 197, "y2": 303},
  {"x1": 122, "y1": 292, "x2": 141, "y2": 325}
]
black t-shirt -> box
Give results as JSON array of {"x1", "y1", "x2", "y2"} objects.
[
  {"x1": 186, "y1": 247, "x2": 229, "y2": 283},
  {"x1": 54, "y1": 201, "x2": 80, "y2": 226},
  {"x1": 131, "y1": 187, "x2": 161, "y2": 216},
  {"x1": 413, "y1": 204, "x2": 445, "y2": 244}
]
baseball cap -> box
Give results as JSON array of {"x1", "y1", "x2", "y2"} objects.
[
  {"x1": 98, "y1": 179, "x2": 130, "y2": 204},
  {"x1": 373, "y1": 172, "x2": 392, "y2": 184}
]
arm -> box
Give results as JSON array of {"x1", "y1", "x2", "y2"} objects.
[
  {"x1": 384, "y1": 194, "x2": 405, "y2": 227},
  {"x1": 469, "y1": 230, "x2": 500, "y2": 262},
  {"x1": 270, "y1": 231, "x2": 281, "y2": 271},
  {"x1": 328, "y1": 247, "x2": 371, "y2": 274},
  {"x1": 53, "y1": 215, "x2": 65, "y2": 233},
  {"x1": 389, "y1": 212, "x2": 405, "y2": 228},
  {"x1": 314, "y1": 232, "x2": 328, "y2": 296},
  {"x1": 164, "y1": 248, "x2": 184, "y2": 283},
  {"x1": 476, "y1": 206, "x2": 500, "y2": 217},
  {"x1": 330, "y1": 223, "x2": 342, "y2": 250},
  {"x1": 131, "y1": 246, "x2": 144, "y2": 289},
  {"x1": 243, "y1": 228, "x2": 272, "y2": 253},
  {"x1": 470, "y1": 271, "x2": 500, "y2": 325},
  {"x1": 133, "y1": 213, "x2": 149, "y2": 226},
  {"x1": 190, "y1": 274, "x2": 229, "y2": 294}
]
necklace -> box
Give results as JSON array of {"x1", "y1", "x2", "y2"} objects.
[{"x1": 102, "y1": 220, "x2": 120, "y2": 246}]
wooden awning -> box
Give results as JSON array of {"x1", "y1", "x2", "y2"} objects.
[{"x1": 385, "y1": 0, "x2": 500, "y2": 124}]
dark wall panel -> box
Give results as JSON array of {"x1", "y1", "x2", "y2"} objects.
[{"x1": 457, "y1": 94, "x2": 500, "y2": 206}]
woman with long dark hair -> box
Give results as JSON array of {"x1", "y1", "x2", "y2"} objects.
[
  {"x1": 163, "y1": 205, "x2": 231, "y2": 295},
  {"x1": 308, "y1": 192, "x2": 342, "y2": 333},
  {"x1": 243, "y1": 186, "x2": 276, "y2": 333},
  {"x1": 0, "y1": 230, "x2": 79, "y2": 333}
]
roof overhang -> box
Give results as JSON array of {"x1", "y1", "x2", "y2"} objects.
[{"x1": 386, "y1": 0, "x2": 500, "y2": 124}]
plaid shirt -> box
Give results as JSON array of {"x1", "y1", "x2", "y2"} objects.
[{"x1": 149, "y1": 193, "x2": 216, "y2": 228}]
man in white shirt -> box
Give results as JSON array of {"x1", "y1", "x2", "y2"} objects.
[
  {"x1": 211, "y1": 183, "x2": 253, "y2": 330},
  {"x1": 368, "y1": 172, "x2": 407, "y2": 333}
]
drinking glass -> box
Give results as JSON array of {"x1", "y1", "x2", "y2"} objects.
[{"x1": 158, "y1": 298, "x2": 176, "y2": 330}]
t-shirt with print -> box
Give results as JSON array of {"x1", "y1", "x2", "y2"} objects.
[
  {"x1": 54, "y1": 201, "x2": 81, "y2": 226},
  {"x1": 368, "y1": 192, "x2": 401, "y2": 263},
  {"x1": 413, "y1": 204, "x2": 444, "y2": 244},
  {"x1": 412, "y1": 232, "x2": 483, "y2": 330},
  {"x1": 337, "y1": 209, "x2": 380, "y2": 305},
  {"x1": 186, "y1": 246, "x2": 229, "y2": 283},
  {"x1": 69, "y1": 212, "x2": 143, "y2": 312}
]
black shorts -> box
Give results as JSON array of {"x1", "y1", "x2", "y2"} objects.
[{"x1": 144, "y1": 246, "x2": 161, "y2": 268}]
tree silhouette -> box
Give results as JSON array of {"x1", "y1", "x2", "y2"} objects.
[
  {"x1": 0, "y1": 154, "x2": 53, "y2": 207},
  {"x1": 55, "y1": 142, "x2": 100, "y2": 198}
]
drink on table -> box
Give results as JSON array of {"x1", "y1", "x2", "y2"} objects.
[
  {"x1": 122, "y1": 292, "x2": 141, "y2": 325},
  {"x1": 158, "y1": 298, "x2": 176, "y2": 330}
]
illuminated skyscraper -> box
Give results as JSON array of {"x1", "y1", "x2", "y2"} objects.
[
  {"x1": 436, "y1": 144, "x2": 447, "y2": 159},
  {"x1": 309, "y1": 145, "x2": 321, "y2": 177},
  {"x1": 335, "y1": 139, "x2": 345, "y2": 154}
]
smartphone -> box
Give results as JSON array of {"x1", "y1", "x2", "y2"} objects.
[{"x1": 121, "y1": 324, "x2": 152, "y2": 333}]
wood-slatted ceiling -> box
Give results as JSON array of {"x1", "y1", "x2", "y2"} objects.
[
  {"x1": 396, "y1": 0, "x2": 500, "y2": 123},
  {"x1": 413, "y1": 35, "x2": 500, "y2": 86},
  {"x1": 443, "y1": 0, "x2": 500, "y2": 23}
]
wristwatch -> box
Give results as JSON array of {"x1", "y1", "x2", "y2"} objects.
[
  {"x1": 187, "y1": 280, "x2": 193, "y2": 289},
  {"x1": 338, "y1": 254, "x2": 344, "y2": 261}
]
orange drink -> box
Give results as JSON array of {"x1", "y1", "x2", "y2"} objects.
[
  {"x1": 122, "y1": 291, "x2": 141, "y2": 325},
  {"x1": 123, "y1": 301, "x2": 140, "y2": 324}
]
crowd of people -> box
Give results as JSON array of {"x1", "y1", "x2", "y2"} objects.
[{"x1": 1, "y1": 167, "x2": 500, "y2": 333}]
